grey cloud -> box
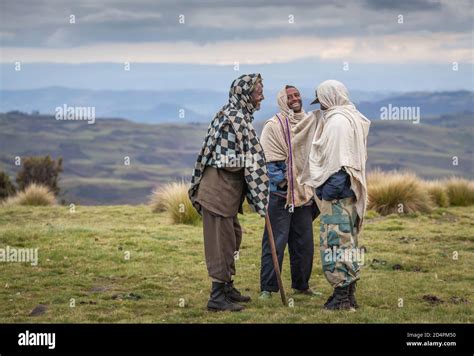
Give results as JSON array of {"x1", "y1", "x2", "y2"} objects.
[
  {"x1": 0, "y1": 0, "x2": 472, "y2": 48},
  {"x1": 364, "y1": 0, "x2": 442, "y2": 11}
]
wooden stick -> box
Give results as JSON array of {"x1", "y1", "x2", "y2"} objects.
[{"x1": 265, "y1": 213, "x2": 287, "y2": 306}]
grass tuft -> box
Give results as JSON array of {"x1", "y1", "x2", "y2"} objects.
[
  {"x1": 424, "y1": 180, "x2": 450, "y2": 208},
  {"x1": 149, "y1": 181, "x2": 201, "y2": 225},
  {"x1": 443, "y1": 177, "x2": 474, "y2": 206},
  {"x1": 3, "y1": 183, "x2": 56, "y2": 206},
  {"x1": 367, "y1": 171, "x2": 433, "y2": 215}
]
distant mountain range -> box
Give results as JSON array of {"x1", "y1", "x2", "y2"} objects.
[
  {"x1": 2, "y1": 87, "x2": 472, "y2": 123},
  {"x1": 0, "y1": 106, "x2": 472, "y2": 204},
  {"x1": 357, "y1": 91, "x2": 474, "y2": 119}
]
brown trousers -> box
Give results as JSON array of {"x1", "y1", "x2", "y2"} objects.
[{"x1": 202, "y1": 207, "x2": 242, "y2": 283}]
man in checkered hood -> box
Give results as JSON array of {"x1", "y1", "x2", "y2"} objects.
[{"x1": 189, "y1": 73, "x2": 269, "y2": 312}]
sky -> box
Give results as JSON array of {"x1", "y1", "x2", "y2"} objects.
[{"x1": 0, "y1": 0, "x2": 473, "y2": 92}]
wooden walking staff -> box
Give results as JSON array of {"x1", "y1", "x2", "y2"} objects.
[{"x1": 264, "y1": 211, "x2": 287, "y2": 306}]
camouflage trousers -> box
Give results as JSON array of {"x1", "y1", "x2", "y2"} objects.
[{"x1": 319, "y1": 197, "x2": 361, "y2": 288}]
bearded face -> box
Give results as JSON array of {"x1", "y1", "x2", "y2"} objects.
[{"x1": 250, "y1": 82, "x2": 265, "y2": 111}]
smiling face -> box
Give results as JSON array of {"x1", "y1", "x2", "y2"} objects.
[
  {"x1": 250, "y1": 82, "x2": 264, "y2": 111},
  {"x1": 286, "y1": 86, "x2": 302, "y2": 113}
]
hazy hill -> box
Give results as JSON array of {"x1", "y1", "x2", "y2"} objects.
[
  {"x1": 0, "y1": 110, "x2": 472, "y2": 205},
  {"x1": 357, "y1": 91, "x2": 474, "y2": 119},
  {"x1": 0, "y1": 113, "x2": 204, "y2": 204},
  {"x1": 1, "y1": 88, "x2": 472, "y2": 123}
]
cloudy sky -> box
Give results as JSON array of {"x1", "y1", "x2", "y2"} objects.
[{"x1": 0, "y1": 0, "x2": 473, "y2": 91}]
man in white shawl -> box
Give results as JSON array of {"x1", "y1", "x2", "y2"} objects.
[
  {"x1": 300, "y1": 80, "x2": 370, "y2": 311},
  {"x1": 259, "y1": 85, "x2": 322, "y2": 299}
]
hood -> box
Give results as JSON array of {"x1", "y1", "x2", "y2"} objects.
[{"x1": 228, "y1": 73, "x2": 262, "y2": 117}]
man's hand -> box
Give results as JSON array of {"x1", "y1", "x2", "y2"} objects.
[{"x1": 278, "y1": 179, "x2": 287, "y2": 188}]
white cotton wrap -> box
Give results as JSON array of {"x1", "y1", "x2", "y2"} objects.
[{"x1": 297, "y1": 80, "x2": 371, "y2": 229}]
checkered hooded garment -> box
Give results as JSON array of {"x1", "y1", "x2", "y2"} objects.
[{"x1": 188, "y1": 73, "x2": 269, "y2": 217}]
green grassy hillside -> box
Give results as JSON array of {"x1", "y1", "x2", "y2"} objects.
[{"x1": 0, "y1": 205, "x2": 472, "y2": 323}]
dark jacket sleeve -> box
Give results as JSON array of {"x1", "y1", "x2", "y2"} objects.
[{"x1": 316, "y1": 169, "x2": 355, "y2": 201}]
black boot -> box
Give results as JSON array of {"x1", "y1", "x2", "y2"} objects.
[
  {"x1": 324, "y1": 285, "x2": 354, "y2": 311},
  {"x1": 349, "y1": 282, "x2": 359, "y2": 309},
  {"x1": 207, "y1": 282, "x2": 244, "y2": 312},
  {"x1": 324, "y1": 291, "x2": 335, "y2": 308},
  {"x1": 224, "y1": 280, "x2": 251, "y2": 303}
]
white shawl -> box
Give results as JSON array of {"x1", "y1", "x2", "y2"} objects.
[
  {"x1": 298, "y1": 80, "x2": 370, "y2": 228},
  {"x1": 260, "y1": 86, "x2": 319, "y2": 208}
]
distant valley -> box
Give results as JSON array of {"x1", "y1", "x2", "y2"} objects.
[{"x1": 0, "y1": 103, "x2": 472, "y2": 204}]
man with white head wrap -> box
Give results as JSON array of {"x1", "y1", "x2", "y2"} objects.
[
  {"x1": 301, "y1": 80, "x2": 370, "y2": 310},
  {"x1": 259, "y1": 85, "x2": 322, "y2": 299}
]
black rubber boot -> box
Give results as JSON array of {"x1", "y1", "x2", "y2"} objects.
[
  {"x1": 349, "y1": 282, "x2": 359, "y2": 309},
  {"x1": 324, "y1": 285, "x2": 354, "y2": 311},
  {"x1": 224, "y1": 280, "x2": 251, "y2": 303},
  {"x1": 207, "y1": 282, "x2": 244, "y2": 312},
  {"x1": 324, "y1": 291, "x2": 335, "y2": 308}
]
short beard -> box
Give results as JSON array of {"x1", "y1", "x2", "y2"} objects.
[{"x1": 291, "y1": 100, "x2": 302, "y2": 113}]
